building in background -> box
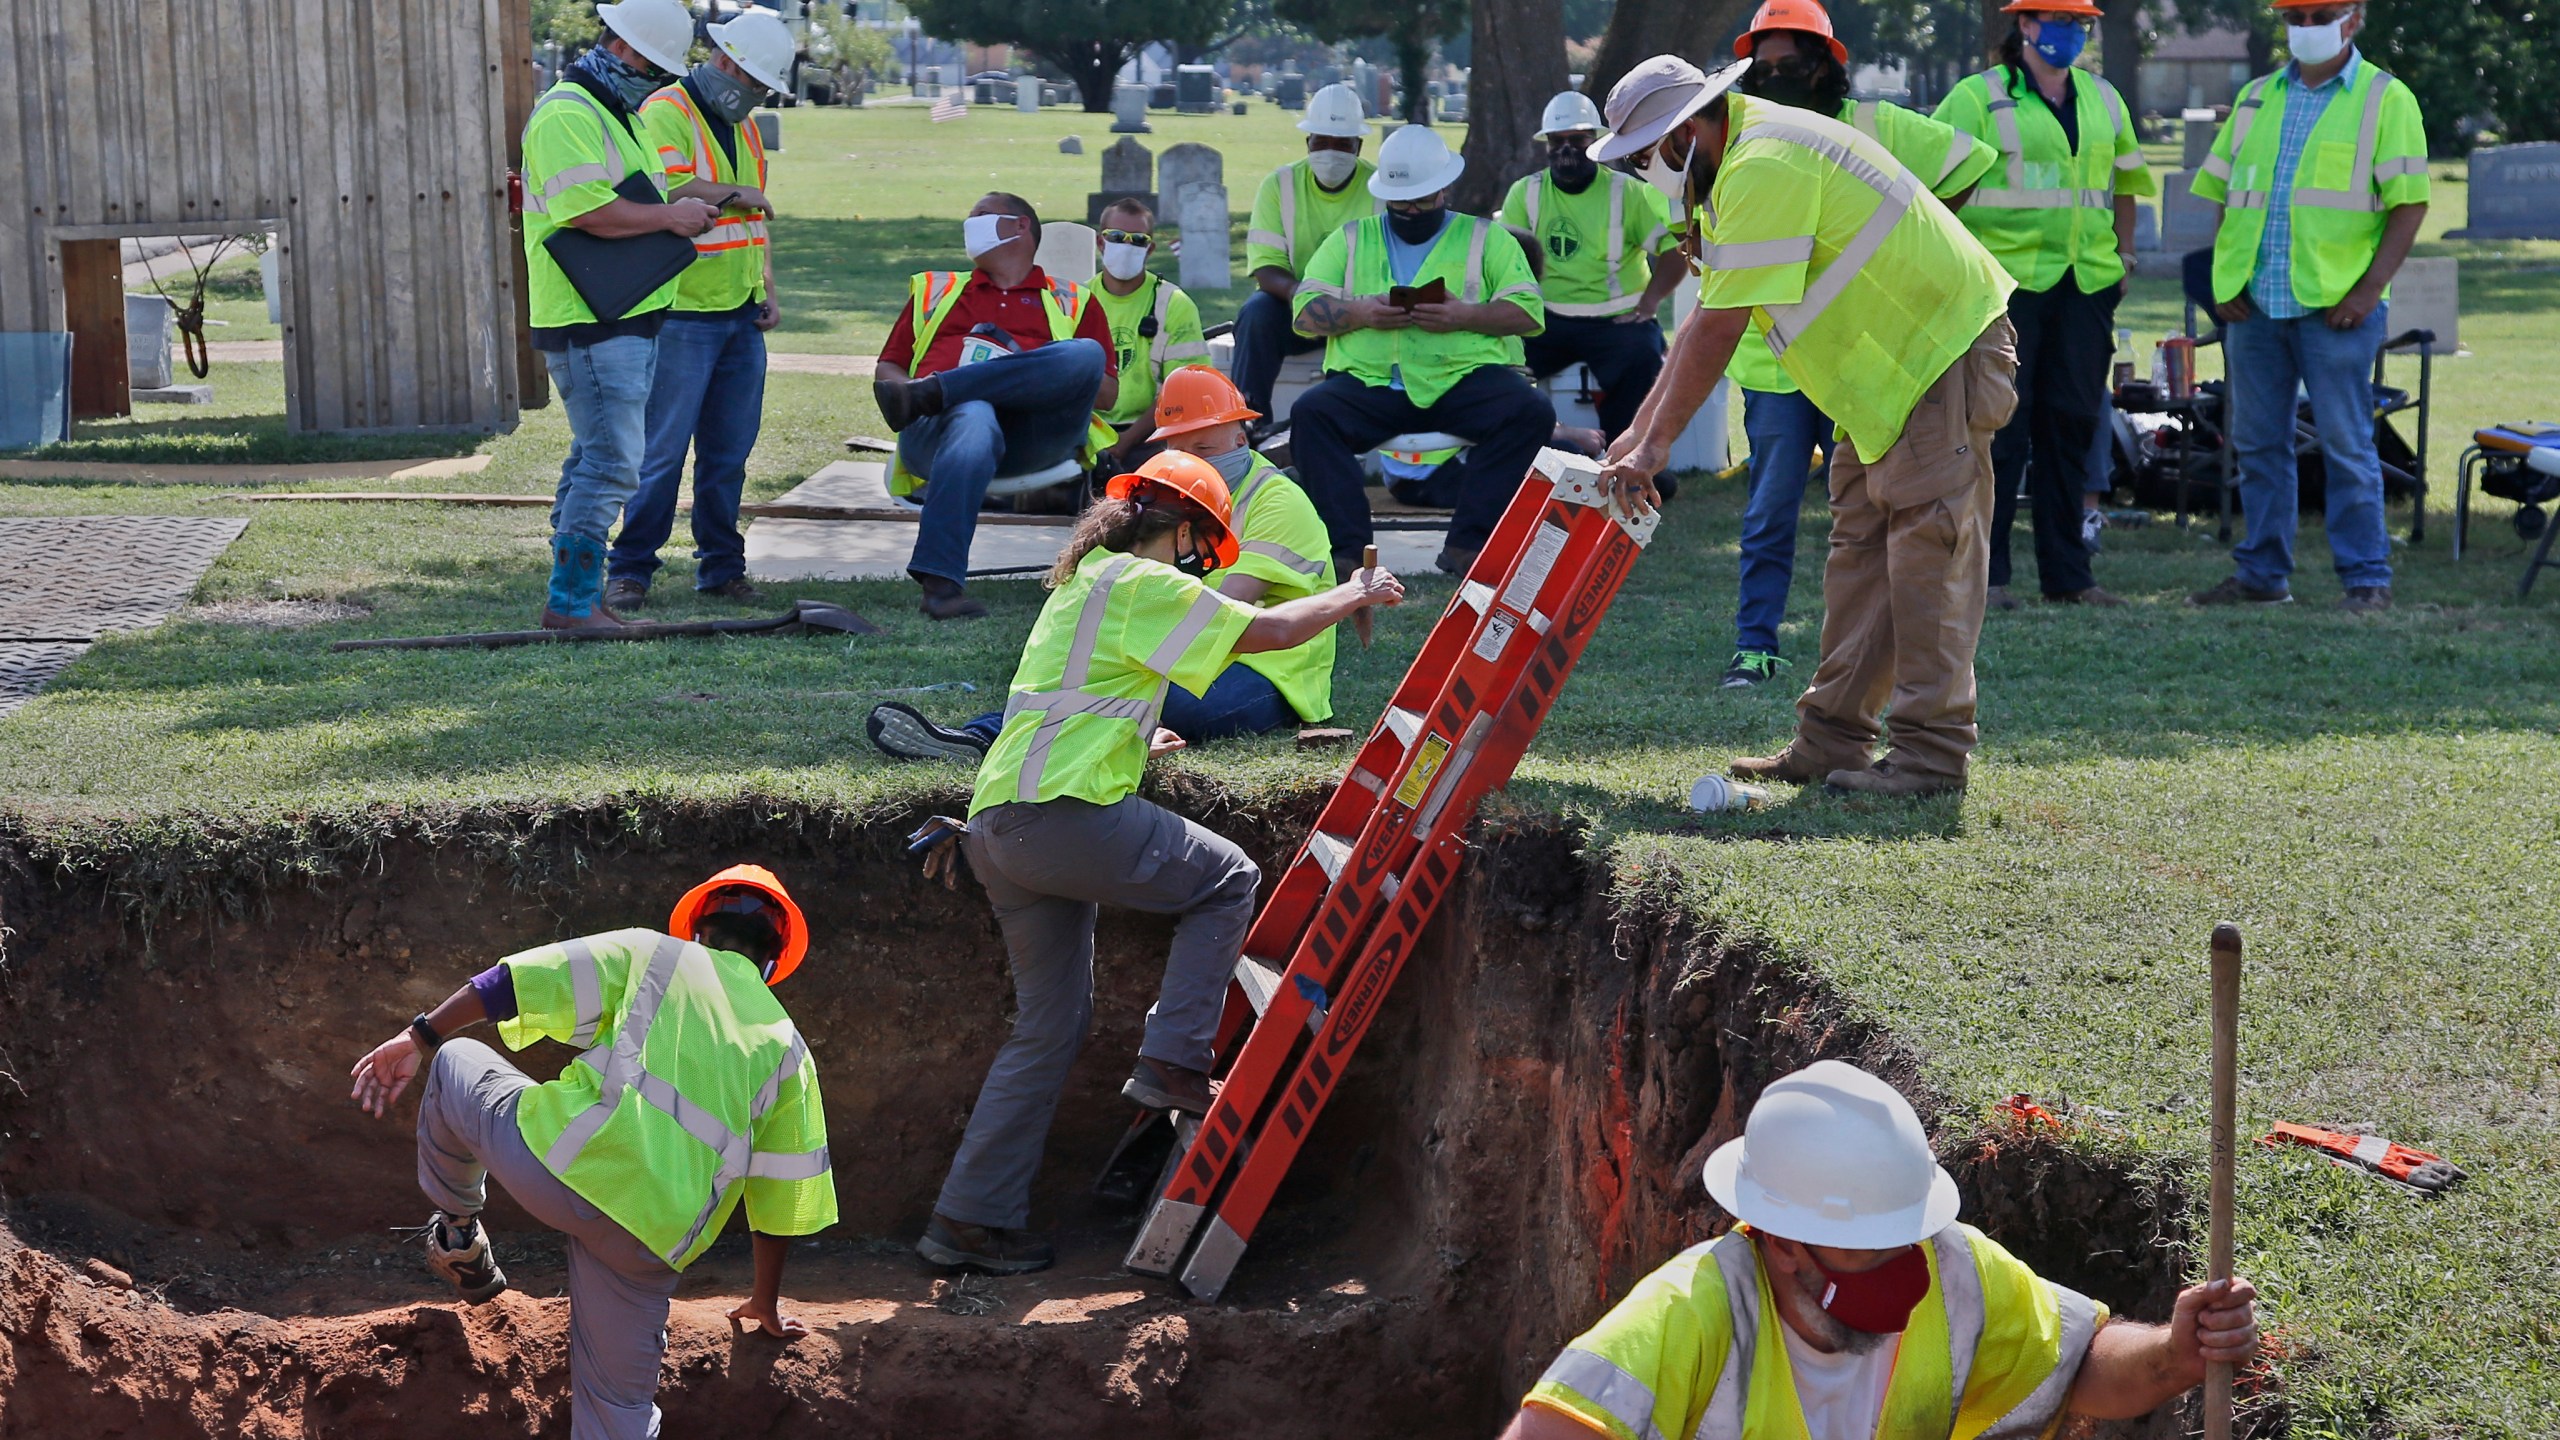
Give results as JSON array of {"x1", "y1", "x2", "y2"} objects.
[{"x1": 2142, "y1": 25, "x2": 2253, "y2": 112}]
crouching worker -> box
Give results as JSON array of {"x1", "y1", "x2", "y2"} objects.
[
  {"x1": 1506, "y1": 1061, "x2": 2261, "y2": 1440},
  {"x1": 917, "y1": 452, "x2": 1402, "y2": 1274},
  {"x1": 350, "y1": 865, "x2": 837, "y2": 1440}
]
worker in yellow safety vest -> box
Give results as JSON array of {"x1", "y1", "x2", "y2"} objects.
[
  {"x1": 1091, "y1": 196, "x2": 1212, "y2": 474},
  {"x1": 1506, "y1": 1060, "x2": 2262, "y2": 1440},
  {"x1": 2185, "y1": 0, "x2": 2428, "y2": 615},
  {"x1": 1937, "y1": 0, "x2": 2154, "y2": 610},
  {"x1": 1720, "y1": 0, "x2": 1999, "y2": 691},
  {"x1": 350, "y1": 864, "x2": 836, "y2": 1440},
  {"x1": 1234, "y1": 82, "x2": 1384, "y2": 421},
  {"x1": 519, "y1": 0, "x2": 719, "y2": 631},
  {"x1": 1592, "y1": 56, "x2": 2019, "y2": 799},
  {"x1": 915, "y1": 452, "x2": 1401, "y2": 1275},
  {"x1": 608, "y1": 10, "x2": 793, "y2": 614},
  {"x1": 872, "y1": 192, "x2": 1120, "y2": 619}
]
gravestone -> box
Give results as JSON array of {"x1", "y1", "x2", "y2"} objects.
[
  {"x1": 1017, "y1": 76, "x2": 1041, "y2": 113},
  {"x1": 1111, "y1": 83, "x2": 1152, "y2": 133},
  {"x1": 2159, "y1": 170, "x2": 2219, "y2": 255},
  {"x1": 1059, "y1": 135, "x2": 1083, "y2": 155},
  {"x1": 2453, "y1": 142, "x2": 2560, "y2": 239},
  {"x1": 1350, "y1": 61, "x2": 1376, "y2": 115},
  {"x1": 753, "y1": 111, "x2": 781, "y2": 153},
  {"x1": 1309, "y1": 64, "x2": 1342, "y2": 93},
  {"x1": 2180, "y1": 109, "x2": 2218, "y2": 171},
  {"x1": 2386, "y1": 257, "x2": 2460, "y2": 351},
  {"x1": 1088, "y1": 135, "x2": 1157, "y2": 226},
  {"x1": 1175, "y1": 64, "x2": 1218, "y2": 113},
  {"x1": 1275, "y1": 72, "x2": 1306, "y2": 110},
  {"x1": 1178, "y1": 183, "x2": 1232, "y2": 293},
  {"x1": 2132, "y1": 200, "x2": 2160, "y2": 254},
  {"x1": 1158, "y1": 144, "x2": 1224, "y2": 217}
]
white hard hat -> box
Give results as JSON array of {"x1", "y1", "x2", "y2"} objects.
[
  {"x1": 1368, "y1": 125, "x2": 1465, "y2": 202},
  {"x1": 709, "y1": 10, "x2": 794, "y2": 93},
  {"x1": 1298, "y1": 82, "x2": 1373, "y2": 139},
  {"x1": 1701, "y1": 1060, "x2": 1961, "y2": 1250},
  {"x1": 595, "y1": 0, "x2": 694, "y2": 76},
  {"x1": 1589, "y1": 55, "x2": 1751, "y2": 164},
  {"x1": 1536, "y1": 89, "x2": 1606, "y2": 139}
]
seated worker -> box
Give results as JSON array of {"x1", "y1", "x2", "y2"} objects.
[
  {"x1": 916, "y1": 452, "x2": 1402, "y2": 1274},
  {"x1": 873, "y1": 192, "x2": 1117, "y2": 620},
  {"x1": 1233, "y1": 83, "x2": 1381, "y2": 421},
  {"x1": 866, "y1": 370, "x2": 1343, "y2": 762},
  {"x1": 349, "y1": 865, "x2": 835, "y2": 1440},
  {"x1": 1091, "y1": 197, "x2": 1212, "y2": 475},
  {"x1": 1289, "y1": 124, "x2": 1554, "y2": 577},
  {"x1": 1375, "y1": 420, "x2": 1607, "y2": 509},
  {"x1": 1501, "y1": 89, "x2": 1685, "y2": 444},
  {"x1": 1720, "y1": 0, "x2": 1999, "y2": 689},
  {"x1": 1505, "y1": 1061, "x2": 2260, "y2": 1440}
]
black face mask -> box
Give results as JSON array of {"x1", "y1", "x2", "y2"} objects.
[
  {"x1": 1173, "y1": 527, "x2": 1215, "y2": 578},
  {"x1": 1743, "y1": 55, "x2": 1824, "y2": 112},
  {"x1": 1547, "y1": 142, "x2": 1598, "y2": 191},
  {"x1": 1386, "y1": 206, "x2": 1447, "y2": 245}
]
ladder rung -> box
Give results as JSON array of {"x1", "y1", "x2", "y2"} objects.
[
  {"x1": 1382, "y1": 706, "x2": 1423, "y2": 746},
  {"x1": 1460, "y1": 579, "x2": 1495, "y2": 611},
  {"x1": 1346, "y1": 766, "x2": 1385, "y2": 795},
  {"x1": 1306, "y1": 830, "x2": 1352, "y2": 881},
  {"x1": 1233, "y1": 955, "x2": 1284, "y2": 1016}
]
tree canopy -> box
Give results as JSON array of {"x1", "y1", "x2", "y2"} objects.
[{"x1": 906, "y1": 0, "x2": 1234, "y2": 111}]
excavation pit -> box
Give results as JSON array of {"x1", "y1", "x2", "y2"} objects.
[{"x1": 0, "y1": 801, "x2": 2191, "y2": 1437}]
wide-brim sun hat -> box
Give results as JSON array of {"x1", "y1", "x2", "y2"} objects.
[
  {"x1": 1701, "y1": 1059, "x2": 1963, "y2": 1249},
  {"x1": 1589, "y1": 56, "x2": 1751, "y2": 165}
]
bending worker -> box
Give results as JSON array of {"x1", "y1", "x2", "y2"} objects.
[
  {"x1": 1091, "y1": 197, "x2": 1212, "y2": 475},
  {"x1": 1233, "y1": 83, "x2": 1381, "y2": 422},
  {"x1": 1290, "y1": 124, "x2": 1554, "y2": 578},
  {"x1": 1719, "y1": 0, "x2": 1997, "y2": 690},
  {"x1": 2187, "y1": 0, "x2": 2427, "y2": 615},
  {"x1": 349, "y1": 865, "x2": 835, "y2": 1439},
  {"x1": 1505, "y1": 1060, "x2": 2261, "y2": 1440},
  {"x1": 1593, "y1": 55, "x2": 2018, "y2": 799},
  {"x1": 1500, "y1": 89, "x2": 1685, "y2": 446},
  {"x1": 608, "y1": 9, "x2": 793, "y2": 613},
  {"x1": 917, "y1": 451, "x2": 1401, "y2": 1275},
  {"x1": 1936, "y1": 0, "x2": 2152, "y2": 611}
]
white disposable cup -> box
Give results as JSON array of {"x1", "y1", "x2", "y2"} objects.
[{"x1": 1688, "y1": 775, "x2": 1771, "y2": 812}]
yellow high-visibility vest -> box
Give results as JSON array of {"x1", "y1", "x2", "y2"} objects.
[
  {"x1": 1244, "y1": 157, "x2": 1384, "y2": 278},
  {"x1": 520, "y1": 82, "x2": 676, "y2": 328},
  {"x1": 639, "y1": 82, "x2": 771, "y2": 312},
  {"x1": 1292, "y1": 213, "x2": 1545, "y2": 409},
  {"x1": 889, "y1": 270, "x2": 1111, "y2": 496},
  {"x1": 1937, "y1": 65, "x2": 2155, "y2": 292},
  {"x1": 1211, "y1": 450, "x2": 1337, "y2": 724},
  {"x1": 2192, "y1": 58, "x2": 2431, "y2": 309}
]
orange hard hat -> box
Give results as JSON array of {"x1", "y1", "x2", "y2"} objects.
[
  {"x1": 669, "y1": 864, "x2": 810, "y2": 986},
  {"x1": 1148, "y1": 366, "x2": 1261, "y2": 442},
  {"x1": 1735, "y1": 0, "x2": 1850, "y2": 65},
  {"x1": 2000, "y1": 0, "x2": 2104, "y2": 15},
  {"x1": 1104, "y1": 450, "x2": 1242, "y2": 570}
]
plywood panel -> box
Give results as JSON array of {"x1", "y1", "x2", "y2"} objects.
[{"x1": 60, "y1": 239, "x2": 129, "y2": 419}]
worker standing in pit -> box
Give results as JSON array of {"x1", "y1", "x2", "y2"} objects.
[
  {"x1": 1936, "y1": 0, "x2": 2154, "y2": 610},
  {"x1": 607, "y1": 10, "x2": 794, "y2": 613},
  {"x1": 520, "y1": 0, "x2": 718, "y2": 631},
  {"x1": 1718, "y1": 0, "x2": 1999, "y2": 690},
  {"x1": 349, "y1": 865, "x2": 836, "y2": 1440},
  {"x1": 1593, "y1": 55, "x2": 2019, "y2": 798},
  {"x1": 916, "y1": 451, "x2": 1401, "y2": 1275},
  {"x1": 1233, "y1": 83, "x2": 1383, "y2": 423},
  {"x1": 1505, "y1": 1061, "x2": 2261, "y2": 1440}
]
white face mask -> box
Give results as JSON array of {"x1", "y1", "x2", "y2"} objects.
[
  {"x1": 2285, "y1": 17, "x2": 2348, "y2": 64},
  {"x1": 1307, "y1": 148, "x2": 1360, "y2": 188},
  {"x1": 1100, "y1": 241, "x2": 1150, "y2": 281},
  {"x1": 1635, "y1": 129, "x2": 1694, "y2": 208},
  {"x1": 963, "y1": 213, "x2": 1016, "y2": 260}
]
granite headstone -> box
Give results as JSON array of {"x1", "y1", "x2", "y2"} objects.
[
  {"x1": 2455, "y1": 142, "x2": 2560, "y2": 239},
  {"x1": 1111, "y1": 83, "x2": 1153, "y2": 133},
  {"x1": 1158, "y1": 144, "x2": 1224, "y2": 215},
  {"x1": 2181, "y1": 109, "x2": 2218, "y2": 171},
  {"x1": 1178, "y1": 183, "x2": 1232, "y2": 293},
  {"x1": 2160, "y1": 170, "x2": 2220, "y2": 255},
  {"x1": 1089, "y1": 135, "x2": 1158, "y2": 226},
  {"x1": 2385, "y1": 257, "x2": 2459, "y2": 350}
]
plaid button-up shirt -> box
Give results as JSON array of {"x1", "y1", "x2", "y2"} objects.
[{"x1": 2249, "y1": 50, "x2": 2364, "y2": 318}]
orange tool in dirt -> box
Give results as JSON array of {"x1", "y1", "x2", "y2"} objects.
[{"x1": 1353, "y1": 543, "x2": 1378, "y2": 649}]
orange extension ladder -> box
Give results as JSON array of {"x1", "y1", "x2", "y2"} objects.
[{"x1": 1116, "y1": 448, "x2": 1658, "y2": 1299}]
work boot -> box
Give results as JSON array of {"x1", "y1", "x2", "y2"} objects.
[
  {"x1": 424, "y1": 1212, "x2": 508, "y2": 1304},
  {"x1": 2187, "y1": 576, "x2": 2293, "y2": 607},
  {"x1": 2339, "y1": 585, "x2": 2393, "y2": 614},
  {"x1": 543, "y1": 533, "x2": 623, "y2": 628},
  {"x1": 604, "y1": 578, "x2": 648, "y2": 613},
  {"x1": 541, "y1": 606, "x2": 629, "y2": 632},
  {"x1": 916, "y1": 1215, "x2": 1055, "y2": 1276},
  {"x1": 914, "y1": 573, "x2": 988, "y2": 621},
  {"x1": 1825, "y1": 759, "x2": 1963, "y2": 798},
  {"x1": 873, "y1": 374, "x2": 946, "y2": 434},
  {"x1": 867, "y1": 702, "x2": 990, "y2": 763},
  {"x1": 1732, "y1": 744, "x2": 1856, "y2": 785},
  {"x1": 702, "y1": 577, "x2": 766, "y2": 604},
  {"x1": 1121, "y1": 1057, "x2": 1215, "y2": 1115},
  {"x1": 1985, "y1": 585, "x2": 2020, "y2": 612},
  {"x1": 2047, "y1": 585, "x2": 2124, "y2": 607},
  {"x1": 1433, "y1": 546, "x2": 1478, "y2": 578}
]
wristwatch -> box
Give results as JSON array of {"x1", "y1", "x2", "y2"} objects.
[{"x1": 409, "y1": 1012, "x2": 445, "y2": 1053}]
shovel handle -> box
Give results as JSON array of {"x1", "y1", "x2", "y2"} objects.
[
  {"x1": 2205, "y1": 922, "x2": 2243, "y2": 1440},
  {"x1": 1353, "y1": 544, "x2": 1378, "y2": 650}
]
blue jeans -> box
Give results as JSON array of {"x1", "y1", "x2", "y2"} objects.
[
  {"x1": 1230, "y1": 289, "x2": 1324, "y2": 418},
  {"x1": 1735, "y1": 387, "x2": 1834, "y2": 655},
  {"x1": 2227, "y1": 301, "x2": 2392, "y2": 591},
  {"x1": 957, "y1": 664, "x2": 1297, "y2": 749},
  {"x1": 610, "y1": 308, "x2": 766, "y2": 590},
  {"x1": 902, "y1": 339, "x2": 1105, "y2": 585},
  {"x1": 544, "y1": 333, "x2": 658, "y2": 546}
]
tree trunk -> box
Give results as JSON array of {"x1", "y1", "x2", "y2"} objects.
[
  {"x1": 1455, "y1": 0, "x2": 1565, "y2": 215},
  {"x1": 1043, "y1": 40, "x2": 1130, "y2": 112},
  {"x1": 1584, "y1": 0, "x2": 1757, "y2": 112},
  {"x1": 2099, "y1": 3, "x2": 2141, "y2": 117},
  {"x1": 1980, "y1": 0, "x2": 2009, "y2": 67},
  {"x1": 1396, "y1": 34, "x2": 1432, "y2": 124}
]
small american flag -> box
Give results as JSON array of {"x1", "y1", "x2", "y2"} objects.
[{"x1": 929, "y1": 92, "x2": 967, "y2": 124}]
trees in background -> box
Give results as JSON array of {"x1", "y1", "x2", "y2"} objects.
[
  {"x1": 906, "y1": 0, "x2": 1233, "y2": 111},
  {"x1": 1278, "y1": 0, "x2": 1470, "y2": 123},
  {"x1": 1456, "y1": 0, "x2": 1567, "y2": 213}
]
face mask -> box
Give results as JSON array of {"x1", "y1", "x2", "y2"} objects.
[
  {"x1": 1307, "y1": 148, "x2": 1360, "y2": 189},
  {"x1": 1812, "y1": 1245, "x2": 1932, "y2": 1334},
  {"x1": 1201, "y1": 446, "x2": 1255, "y2": 485},
  {"x1": 1173, "y1": 525, "x2": 1216, "y2": 578},
  {"x1": 1744, "y1": 56, "x2": 1822, "y2": 112},
  {"x1": 689, "y1": 62, "x2": 762, "y2": 124},
  {"x1": 1546, "y1": 142, "x2": 1598, "y2": 191},
  {"x1": 2286, "y1": 17, "x2": 2348, "y2": 64},
  {"x1": 1636, "y1": 129, "x2": 1694, "y2": 208},
  {"x1": 1386, "y1": 206, "x2": 1447, "y2": 245},
  {"x1": 963, "y1": 213, "x2": 1017, "y2": 261},
  {"x1": 1100, "y1": 241, "x2": 1150, "y2": 281},
  {"x1": 577, "y1": 46, "x2": 662, "y2": 111},
  {"x1": 2029, "y1": 19, "x2": 2088, "y2": 69}
]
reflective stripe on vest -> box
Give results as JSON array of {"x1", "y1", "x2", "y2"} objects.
[
  {"x1": 1275, "y1": 162, "x2": 1384, "y2": 265},
  {"x1": 1972, "y1": 75, "x2": 2116, "y2": 210},
  {"x1": 2212, "y1": 68, "x2": 2403, "y2": 213},
  {"x1": 1341, "y1": 215, "x2": 1495, "y2": 303},
  {"x1": 908, "y1": 272, "x2": 1084, "y2": 366},
  {"x1": 1531, "y1": 170, "x2": 1638, "y2": 318},
  {"x1": 522, "y1": 88, "x2": 660, "y2": 215},
  {"x1": 1004, "y1": 555, "x2": 1161, "y2": 802},
  {"x1": 1741, "y1": 118, "x2": 1923, "y2": 360},
  {"x1": 655, "y1": 85, "x2": 770, "y2": 255}
]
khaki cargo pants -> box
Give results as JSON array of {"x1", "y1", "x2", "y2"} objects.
[{"x1": 1789, "y1": 316, "x2": 2020, "y2": 783}]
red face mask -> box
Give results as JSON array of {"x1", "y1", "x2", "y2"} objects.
[{"x1": 1813, "y1": 1244, "x2": 1931, "y2": 1333}]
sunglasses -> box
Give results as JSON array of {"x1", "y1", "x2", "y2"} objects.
[
  {"x1": 1100, "y1": 229, "x2": 1156, "y2": 247},
  {"x1": 1384, "y1": 198, "x2": 1442, "y2": 215}
]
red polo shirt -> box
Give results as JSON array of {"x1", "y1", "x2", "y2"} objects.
[{"x1": 880, "y1": 265, "x2": 1119, "y2": 379}]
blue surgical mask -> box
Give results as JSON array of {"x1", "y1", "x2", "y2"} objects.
[
  {"x1": 577, "y1": 46, "x2": 662, "y2": 111},
  {"x1": 2030, "y1": 20, "x2": 2088, "y2": 69}
]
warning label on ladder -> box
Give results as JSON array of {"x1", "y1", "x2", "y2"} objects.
[
  {"x1": 1471, "y1": 609, "x2": 1516, "y2": 663},
  {"x1": 1395, "y1": 733, "x2": 1451, "y2": 807},
  {"x1": 1501, "y1": 522, "x2": 1570, "y2": 613}
]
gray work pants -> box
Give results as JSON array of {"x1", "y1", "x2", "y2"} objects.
[
  {"x1": 418, "y1": 1039, "x2": 682, "y2": 1440},
  {"x1": 936, "y1": 795, "x2": 1261, "y2": 1230}
]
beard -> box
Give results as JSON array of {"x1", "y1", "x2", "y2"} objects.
[{"x1": 1779, "y1": 1259, "x2": 1896, "y2": 1355}]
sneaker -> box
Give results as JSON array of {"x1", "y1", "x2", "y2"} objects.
[
  {"x1": 1825, "y1": 759, "x2": 1964, "y2": 798},
  {"x1": 2187, "y1": 576, "x2": 2293, "y2": 607},
  {"x1": 701, "y1": 577, "x2": 766, "y2": 604},
  {"x1": 2081, "y1": 508, "x2": 2106, "y2": 553},
  {"x1": 867, "y1": 702, "x2": 990, "y2": 763},
  {"x1": 1731, "y1": 745, "x2": 1854, "y2": 785},
  {"x1": 1985, "y1": 585, "x2": 2021, "y2": 612},
  {"x1": 604, "y1": 579, "x2": 648, "y2": 612},
  {"x1": 1719, "y1": 650, "x2": 1788, "y2": 689},
  {"x1": 2047, "y1": 585, "x2": 2125, "y2": 607},
  {"x1": 916, "y1": 1214, "x2": 1054, "y2": 1275},
  {"x1": 2339, "y1": 585, "x2": 2393, "y2": 614},
  {"x1": 424, "y1": 1212, "x2": 508, "y2": 1304},
  {"x1": 1121, "y1": 1056, "x2": 1215, "y2": 1115}
]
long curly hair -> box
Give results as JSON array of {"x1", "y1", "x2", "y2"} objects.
[{"x1": 1047, "y1": 494, "x2": 1219, "y2": 588}]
